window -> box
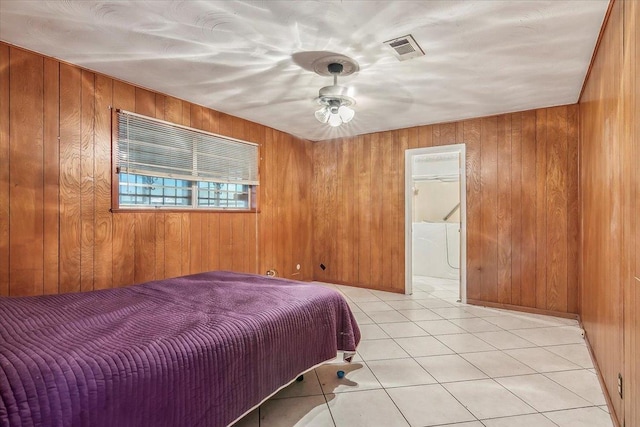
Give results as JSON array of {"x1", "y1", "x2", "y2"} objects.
[{"x1": 114, "y1": 110, "x2": 258, "y2": 210}]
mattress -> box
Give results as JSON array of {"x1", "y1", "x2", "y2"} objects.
[{"x1": 0, "y1": 271, "x2": 360, "y2": 427}]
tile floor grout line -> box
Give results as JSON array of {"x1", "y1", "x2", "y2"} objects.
[{"x1": 315, "y1": 368, "x2": 339, "y2": 427}]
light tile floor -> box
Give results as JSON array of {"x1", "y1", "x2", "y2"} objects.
[{"x1": 233, "y1": 276, "x2": 613, "y2": 427}]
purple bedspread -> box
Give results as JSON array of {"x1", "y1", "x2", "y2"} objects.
[{"x1": 0, "y1": 271, "x2": 360, "y2": 427}]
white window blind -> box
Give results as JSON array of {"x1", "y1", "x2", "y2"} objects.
[{"x1": 116, "y1": 110, "x2": 259, "y2": 185}]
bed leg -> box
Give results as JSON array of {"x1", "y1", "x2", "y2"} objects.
[{"x1": 296, "y1": 375, "x2": 304, "y2": 382}]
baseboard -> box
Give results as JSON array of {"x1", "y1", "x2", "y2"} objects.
[
  {"x1": 311, "y1": 278, "x2": 405, "y2": 294},
  {"x1": 465, "y1": 299, "x2": 579, "y2": 320},
  {"x1": 580, "y1": 323, "x2": 622, "y2": 427}
]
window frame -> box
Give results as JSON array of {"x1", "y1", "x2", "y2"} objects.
[{"x1": 110, "y1": 108, "x2": 259, "y2": 213}]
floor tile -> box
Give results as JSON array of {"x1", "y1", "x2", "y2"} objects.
[
  {"x1": 273, "y1": 371, "x2": 324, "y2": 399},
  {"x1": 481, "y1": 413, "x2": 557, "y2": 427},
  {"x1": 358, "y1": 324, "x2": 390, "y2": 340},
  {"x1": 461, "y1": 351, "x2": 535, "y2": 378},
  {"x1": 543, "y1": 406, "x2": 614, "y2": 427},
  {"x1": 511, "y1": 326, "x2": 584, "y2": 346},
  {"x1": 545, "y1": 369, "x2": 606, "y2": 405},
  {"x1": 408, "y1": 291, "x2": 437, "y2": 300},
  {"x1": 387, "y1": 384, "x2": 476, "y2": 427},
  {"x1": 347, "y1": 294, "x2": 383, "y2": 303},
  {"x1": 371, "y1": 290, "x2": 413, "y2": 301},
  {"x1": 449, "y1": 317, "x2": 503, "y2": 332},
  {"x1": 429, "y1": 290, "x2": 459, "y2": 300},
  {"x1": 355, "y1": 301, "x2": 395, "y2": 313},
  {"x1": 443, "y1": 379, "x2": 535, "y2": 419},
  {"x1": 415, "y1": 298, "x2": 455, "y2": 309},
  {"x1": 339, "y1": 287, "x2": 377, "y2": 298},
  {"x1": 430, "y1": 307, "x2": 477, "y2": 319},
  {"x1": 432, "y1": 423, "x2": 483, "y2": 427},
  {"x1": 473, "y1": 330, "x2": 536, "y2": 350},
  {"x1": 397, "y1": 308, "x2": 443, "y2": 321},
  {"x1": 367, "y1": 310, "x2": 411, "y2": 323},
  {"x1": 395, "y1": 336, "x2": 455, "y2": 357},
  {"x1": 356, "y1": 339, "x2": 410, "y2": 360},
  {"x1": 386, "y1": 300, "x2": 426, "y2": 310},
  {"x1": 346, "y1": 302, "x2": 362, "y2": 313},
  {"x1": 544, "y1": 344, "x2": 594, "y2": 368},
  {"x1": 378, "y1": 322, "x2": 430, "y2": 338},
  {"x1": 435, "y1": 333, "x2": 496, "y2": 353},
  {"x1": 496, "y1": 374, "x2": 591, "y2": 412},
  {"x1": 351, "y1": 311, "x2": 374, "y2": 325},
  {"x1": 260, "y1": 395, "x2": 335, "y2": 427},
  {"x1": 415, "y1": 319, "x2": 467, "y2": 335},
  {"x1": 460, "y1": 306, "x2": 506, "y2": 317},
  {"x1": 316, "y1": 362, "x2": 382, "y2": 394},
  {"x1": 366, "y1": 358, "x2": 437, "y2": 388},
  {"x1": 483, "y1": 314, "x2": 556, "y2": 330},
  {"x1": 505, "y1": 347, "x2": 582, "y2": 373},
  {"x1": 415, "y1": 354, "x2": 487, "y2": 383},
  {"x1": 598, "y1": 405, "x2": 609, "y2": 413},
  {"x1": 327, "y1": 390, "x2": 409, "y2": 427}
]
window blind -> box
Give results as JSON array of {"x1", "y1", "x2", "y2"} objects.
[{"x1": 116, "y1": 110, "x2": 259, "y2": 185}]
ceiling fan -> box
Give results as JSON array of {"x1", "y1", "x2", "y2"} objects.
[{"x1": 312, "y1": 55, "x2": 359, "y2": 128}]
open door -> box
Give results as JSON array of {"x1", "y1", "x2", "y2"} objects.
[{"x1": 405, "y1": 144, "x2": 466, "y2": 302}]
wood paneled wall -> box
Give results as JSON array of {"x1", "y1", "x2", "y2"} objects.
[
  {"x1": 0, "y1": 42, "x2": 314, "y2": 296},
  {"x1": 579, "y1": 0, "x2": 639, "y2": 425},
  {"x1": 312, "y1": 105, "x2": 580, "y2": 313}
]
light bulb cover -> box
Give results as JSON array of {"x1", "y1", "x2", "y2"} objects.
[
  {"x1": 338, "y1": 105, "x2": 355, "y2": 123},
  {"x1": 328, "y1": 114, "x2": 342, "y2": 127},
  {"x1": 315, "y1": 107, "x2": 330, "y2": 124}
]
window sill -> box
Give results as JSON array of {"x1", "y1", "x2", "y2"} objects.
[{"x1": 111, "y1": 208, "x2": 259, "y2": 214}]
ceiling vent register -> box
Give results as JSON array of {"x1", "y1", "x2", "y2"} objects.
[{"x1": 384, "y1": 34, "x2": 425, "y2": 61}]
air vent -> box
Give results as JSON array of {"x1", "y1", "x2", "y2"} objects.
[{"x1": 383, "y1": 34, "x2": 425, "y2": 61}]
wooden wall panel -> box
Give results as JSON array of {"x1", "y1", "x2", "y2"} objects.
[
  {"x1": 496, "y1": 115, "x2": 512, "y2": 304},
  {"x1": 520, "y1": 111, "x2": 538, "y2": 307},
  {"x1": 626, "y1": 2, "x2": 639, "y2": 423},
  {"x1": 464, "y1": 119, "x2": 482, "y2": 301},
  {"x1": 43, "y1": 58, "x2": 60, "y2": 295},
  {"x1": 579, "y1": 0, "x2": 638, "y2": 424},
  {"x1": 8, "y1": 48, "x2": 44, "y2": 296},
  {"x1": 93, "y1": 74, "x2": 113, "y2": 290},
  {"x1": 0, "y1": 45, "x2": 9, "y2": 296},
  {"x1": 80, "y1": 70, "x2": 96, "y2": 292},
  {"x1": 59, "y1": 63, "x2": 82, "y2": 293},
  {"x1": 0, "y1": 42, "x2": 313, "y2": 295},
  {"x1": 313, "y1": 106, "x2": 580, "y2": 310},
  {"x1": 480, "y1": 117, "x2": 498, "y2": 303}
]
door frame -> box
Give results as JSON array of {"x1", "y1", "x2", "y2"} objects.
[{"x1": 404, "y1": 143, "x2": 467, "y2": 302}]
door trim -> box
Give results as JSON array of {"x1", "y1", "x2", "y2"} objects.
[{"x1": 404, "y1": 143, "x2": 467, "y2": 301}]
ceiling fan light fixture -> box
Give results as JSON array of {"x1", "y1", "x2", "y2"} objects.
[{"x1": 313, "y1": 61, "x2": 357, "y2": 128}]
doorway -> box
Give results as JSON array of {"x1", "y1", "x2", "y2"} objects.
[{"x1": 404, "y1": 144, "x2": 467, "y2": 302}]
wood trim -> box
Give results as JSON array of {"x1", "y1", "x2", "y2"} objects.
[
  {"x1": 579, "y1": 0, "x2": 617, "y2": 101},
  {"x1": 111, "y1": 208, "x2": 258, "y2": 214},
  {"x1": 111, "y1": 108, "x2": 119, "y2": 210},
  {"x1": 582, "y1": 329, "x2": 622, "y2": 427},
  {"x1": 0, "y1": 44, "x2": 10, "y2": 296},
  {"x1": 466, "y1": 299, "x2": 579, "y2": 320}
]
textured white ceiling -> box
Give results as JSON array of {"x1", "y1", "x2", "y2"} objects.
[{"x1": 0, "y1": 1, "x2": 608, "y2": 141}]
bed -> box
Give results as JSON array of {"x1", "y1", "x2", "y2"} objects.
[{"x1": 0, "y1": 271, "x2": 361, "y2": 427}]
